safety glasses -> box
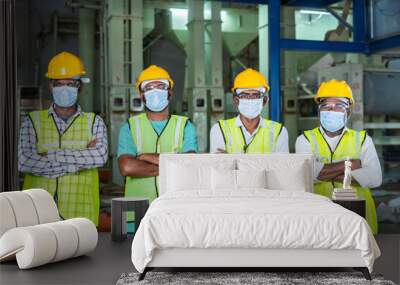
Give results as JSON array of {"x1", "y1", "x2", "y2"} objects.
[
  {"x1": 236, "y1": 91, "x2": 264, "y2": 100},
  {"x1": 142, "y1": 82, "x2": 169, "y2": 92},
  {"x1": 318, "y1": 102, "x2": 349, "y2": 112},
  {"x1": 52, "y1": 80, "x2": 81, "y2": 88}
]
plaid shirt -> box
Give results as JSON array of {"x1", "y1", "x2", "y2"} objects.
[{"x1": 18, "y1": 105, "x2": 108, "y2": 178}]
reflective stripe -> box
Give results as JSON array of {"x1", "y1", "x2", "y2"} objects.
[
  {"x1": 62, "y1": 141, "x2": 90, "y2": 146},
  {"x1": 174, "y1": 116, "x2": 183, "y2": 152},
  {"x1": 308, "y1": 131, "x2": 320, "y2": 161},
  {"x1": 41, "y1": 143, "x2": 60, "y2": 148},
  {"x1": 268, "y1": 122, "x2": 275, "y2": 151},
  {"x1": 223, "y1": 120, "x2": 232, "y2": 150},
  {"x1": 355, "y1": 131, "x2": 361, "y2": 157},
  {"x1": 87, "y1": 113, "x2": 93, "y2": 140},
  {"x1": 33, "y1": 111, "x2": 40, "y2": 130},
  {"x1": 134, "y1": 116, "x2": 142, "y2": 153},
  {"x1": 41, "y1": 140, "x2": 88, "y2": 148}
]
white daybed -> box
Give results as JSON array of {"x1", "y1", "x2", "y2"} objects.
[{"x1": 0, "y1": 189, "x2": 97, "y2": 269}]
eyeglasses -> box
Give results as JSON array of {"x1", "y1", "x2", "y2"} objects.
[
  {"x1": 237, "y1": 92, "x2": 264, "y2": 99},
  {"x1": 142, "y1": 82, "x2": 169, "y2": 92},
  {"x1": 52, "y1": 80, "x2": 81, "y2": 88},
  {"x1": 318, "y1": 102, "x2": 349, "y2": 112}
]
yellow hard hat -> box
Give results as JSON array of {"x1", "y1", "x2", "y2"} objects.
[
  {"x1": 231, "y1": 68, "x2": 270, "y2": 93},
  {"x1": 136, "y1": 65, "x2": 174, "y2": 91},
  {"x1": 46, "y1": 52, "x2": 86, "y2": 79},
  {"x1": 315, "y1": 79, "x2": 354, "y2": 105}
]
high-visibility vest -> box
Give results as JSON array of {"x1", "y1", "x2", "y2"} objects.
[
  {"x1": 23, "y1": 110, "x2": 99, "y2": 225},
  {"x1": 303, "y1": 127, "x2": 378, "y2": 234},
  {"x1": 125, "y1": 113, "x2": 188, "y2": 201},
  {"x1": 218, "y1": 117, "x2": 282, "y2": 153}
]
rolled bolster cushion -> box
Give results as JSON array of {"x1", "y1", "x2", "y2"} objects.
[
  {"x1": 64, "y1": 218, "x2": 98, "y2": 257},
  {"x1": 0, "y1": 189, "x2": 59, "y2": 239},
  {"x1": 0, "y1": 226, "x2": 57, "y2": 269},
  {"x1": 0, "y1": 218, "x2": 97, "y2": 269},
  {"x1": 0, "y1": 196, "x2": 17, "y2": 237},
  {"x1": 24, "y1": 189, "x2": 60, "y2": 224},
  {"x1": 41, "y1": 222, "x2": 79, "y2": 263},
  {"x1": 0, "y1": 191, "x2": 39, "y2": 228}
]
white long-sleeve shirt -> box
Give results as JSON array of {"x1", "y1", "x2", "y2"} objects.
[
  {"x1": 210, "y1": 116, "x2": 289, "y2": 153},
  {"x1": 295, "y1": 127, "x2": 382, "y2": 188}
]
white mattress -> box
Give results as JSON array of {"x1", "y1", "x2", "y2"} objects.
[{"x1": 131, "y1": 190, "x2": 380, "y2": 273}]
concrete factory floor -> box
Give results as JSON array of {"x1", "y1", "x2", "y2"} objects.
[{"x1": 0, "y1": 233, "x2": 399, "y2": 285}]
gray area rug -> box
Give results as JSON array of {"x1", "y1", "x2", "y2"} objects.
[{"x1": 117, "y1": 271, "x2": 396, "y2": 285}]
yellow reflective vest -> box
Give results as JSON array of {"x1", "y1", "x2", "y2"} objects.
[
  {"x1": 125, "y1": 113, "x2": 188, "y2": 201},
  {"x1": 218, "y1": 117, "x2": 282, "y2": 153},
  {"x1": 23, "y1": 110, "x2": 99, "y2": 225},
  {"x1": 303, "y1": 127, "x2": 378, "y2": 234}
]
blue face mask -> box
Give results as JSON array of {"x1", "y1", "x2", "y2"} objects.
[
  {"x1": 52, "y1": 86, "x2": 78, "y2": 108},
  {"x1": 320, "y1": 110, "x2": 347, "y2": 132},
  {"x1": 144, "y1": 89, "x2": 169, "y2": 112},
  {"x1": 238, "y1": 98, "x2": 263, "y2": 119}
]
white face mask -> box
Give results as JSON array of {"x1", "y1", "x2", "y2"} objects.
[
  {"x1": 238, "y1": 98, "x2": 263, "y2": 119},
  {"x1": 320, "y1": 110, "x2": 347, "y2": 132},
  {"x1": 52, "y1": 86, "x2": 78, "y2": 108},
  {"x1": 144, "y1": 89, "x2": 169, "y2": 112}
]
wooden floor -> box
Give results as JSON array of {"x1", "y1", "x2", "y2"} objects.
[{"x1": 0, "y1": 233, "x2": 399, "y2": 285}]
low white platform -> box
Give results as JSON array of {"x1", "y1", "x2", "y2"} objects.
[{"x1": 148, "y1": 248, "x2": 366, "y2": 268}]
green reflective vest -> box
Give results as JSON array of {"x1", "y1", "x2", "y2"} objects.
[
  {"x1": 218, "y1": 117, "x2": 282, "y2": 153},
  {"x1": 125, "y1": 113, "x2": 188, "y2": 201},
  {"x1": 23, "y1": 110, "x2": 99, "y2": 226},
  {"x1": 303, "y1": 127, "x2": 378, "y2": 234}
]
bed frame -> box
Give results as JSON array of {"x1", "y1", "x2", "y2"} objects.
[{"x1": 139, "y1": 248, "x2": 371, "y2": 280}]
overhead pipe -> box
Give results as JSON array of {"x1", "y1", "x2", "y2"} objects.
[
  {"x1": 65, "y1": 0, "x2": 101, "y2": 10},
  {"x1": 52, "y1": 12, "x2": 58, "y2": 56},
  {"x1": 232, "y1": 56, "x2": 247, "y2": 69},
  {"x1": 325, "y1": 7, "x2": 353, "y2": 32},
  {"x1": 78, "y1": 2, "x2": 96, "y2": 111}
]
